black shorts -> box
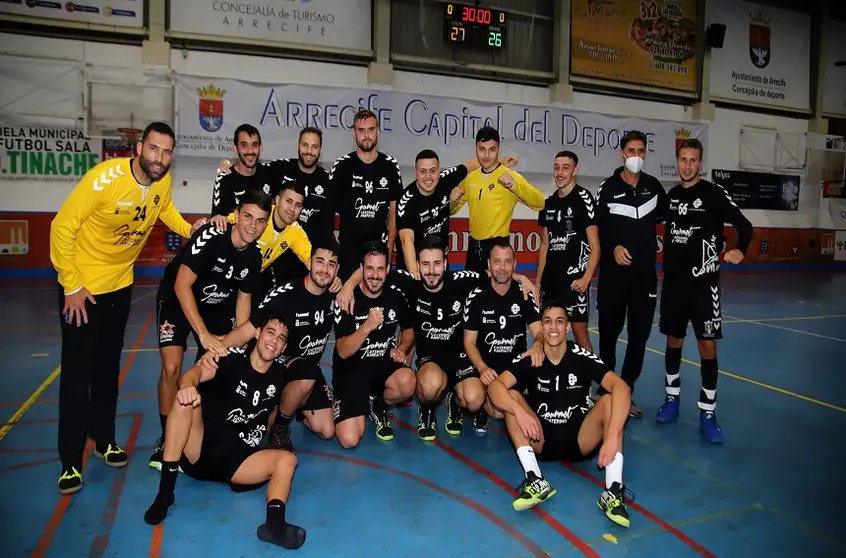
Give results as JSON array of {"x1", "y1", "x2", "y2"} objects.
[
  {"x1": 156, "y1": 291, "x2": 235, "y2": 353},
  {"x1": 417, "y1": 351, "x2": 479, "y2": 390},
  {"x1": 541, "y1": 276, "x2": 590, "y2": 323},
  {"x1": 524, "y1": 395, "x2": 598, "y2": 463},
  {"x1": 659, "y1": 278, "x2": 723, "y2": 340},
  {"x1": 280, "y1": 357, "x2": 333, "y2": 411},
  {"x1": 179, "y1": 432, "x2": 268, "y2": 493},
  {"x1": 332, "y1": 358, "x2": 411, "y2": 423}
]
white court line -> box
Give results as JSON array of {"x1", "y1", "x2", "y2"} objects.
[
  {"x1": 723, "y1": 314, "x2": 846, "y2": 344},
  {"x1": 131, "y1": 289, "x2": 158, "y2": 304}
]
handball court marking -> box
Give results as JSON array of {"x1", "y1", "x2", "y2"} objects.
[
  {"x1": 0, "y1": 289, "x2": 157, "y2": 443},
  {"x1": 587, "y1": 326, "x2": 846, "y2": 413}
]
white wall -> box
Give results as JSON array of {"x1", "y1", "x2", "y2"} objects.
[{"x1": 0, "y1": 34, "x2": 819, "y2": 229}]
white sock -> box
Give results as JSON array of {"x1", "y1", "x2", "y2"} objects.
[
  {"x1": 605, "y1": 452, "x2": 624, "y2": 489},
  {"x1": 516, "y1": 446, "x2": 542, "y2": 478}
]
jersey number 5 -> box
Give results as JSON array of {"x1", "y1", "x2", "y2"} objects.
[{"x1": 133, "y1": 206, "x2": 147, "y2": 222}]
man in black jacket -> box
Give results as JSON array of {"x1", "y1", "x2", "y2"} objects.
[{"x1": 595, "y1": 130, "x2": 667, "y2": 418}]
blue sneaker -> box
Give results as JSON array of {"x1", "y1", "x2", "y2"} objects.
[
  {"x1": 655, "y1": 396, "x2": 680, "y2": 423},
  {"x1": 699, "y1": 411, "x2": 724, "y2": 444}
]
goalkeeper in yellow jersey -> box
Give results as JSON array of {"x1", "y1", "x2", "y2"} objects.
[
  {"x1": 450, "y1": 126, "x2": 545, "y2": 273},
  {"x1": 49, "y1": 122, "x2": 226, "y2": 495}
]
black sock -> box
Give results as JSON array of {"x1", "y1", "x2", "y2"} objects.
[
  {"x1": 266, "y1": 499, "x2": 286, "y2": 523},
  {"x1": 159, "y1": 413, "x2": 168, "y2": 439},
  {"x1": 664, "y1": 346, "x2": 683, "y2": 399},
  {"x1": 276, "y1": 413, "x2": 292, "y2": 429},
  {"x1": 699, "y1": 358, "x2": 718, "y2": 412},
  {"x1": 143, "y1": 461, "x2": 178, "y2": 525},
  {"x1": 422, "y1": 401, "x2": 438, "y2": 413},
  {"x1": 258, "y1": 500, "x2": 306, "y2": 550}
]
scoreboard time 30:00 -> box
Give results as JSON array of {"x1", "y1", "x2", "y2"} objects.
[{"x1": 443, "y1": 2, "x2": 507, "y2": 49}]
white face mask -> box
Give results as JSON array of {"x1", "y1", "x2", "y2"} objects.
[{"x1": 625, "y1": 156, "x2": 644, "y2": 174}]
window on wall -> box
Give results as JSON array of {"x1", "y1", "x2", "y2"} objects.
[{"x1": 389, "y1": 0, "x2": 556, "y2": 82}]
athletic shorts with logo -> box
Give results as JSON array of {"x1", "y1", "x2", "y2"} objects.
[
  {"x1": 278, "y1": 356, "x2": 333, "y2": 412},
  {"x1": 658, "y1": 278, "x2": 723, "y2": 340},
  {"x1": 156, "y1": 292, "x2": 235, "y2": 356},
  {"x1": 417, "y1": 351, "x2": 479, "y2": 389},
  {"x1": 525, "y1": 395, "x2": 599, "y2": 463},
  {"x1": 541, "y1": 275, "x2": 590, "y2": 323},
  {"x1": 178, "y1": 431, "x2": 267, "y2": 493},
  {"x1": 332, "y1": 358, "x2": 409, "y2": 423}
]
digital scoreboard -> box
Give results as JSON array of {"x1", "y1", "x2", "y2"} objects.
[{"x1": 444, "y1": 2, "x2": 508, "y2": 49}]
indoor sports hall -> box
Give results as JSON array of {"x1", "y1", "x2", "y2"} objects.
[{"x1": 2, "y1": 1, "x2": 846, "y2": 557}]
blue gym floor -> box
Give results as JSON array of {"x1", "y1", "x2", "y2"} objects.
[{"x1": 1, "y1": 273, "x2": 844, "y2": 558}]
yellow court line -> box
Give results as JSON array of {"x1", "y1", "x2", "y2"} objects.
[
  {"x1": 588, "y1": 328, "x2": 846, "y2": 413},
  {"x1": 0, "y1": 366, "x2": 61, "y2": 442},
  {"x1": 742, "y1": 313, "x2": 846, "y2": 323}
]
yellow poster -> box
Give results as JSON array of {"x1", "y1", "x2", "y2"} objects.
[{"x1": 570, "y1": 0, "x2": 699, "y2": 93}]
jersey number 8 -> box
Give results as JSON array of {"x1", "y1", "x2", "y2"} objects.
[{"x1": 252, "y1": 390, "x2": 260, "y2": 406}]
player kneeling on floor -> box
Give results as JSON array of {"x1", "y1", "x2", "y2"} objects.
[
  {"x1": 487, "y1": 301, "x2": 633, "y2": 528},
  {"x1": 143, "y1": 316, "x2": 306, "y2": 550}
]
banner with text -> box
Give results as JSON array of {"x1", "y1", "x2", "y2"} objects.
[
  {"x1": 174, "y1": 76, "x2": 709, "y2": 180},
  {"x1": 570, "y1": 0, "x2": 698, "y2": 93},
  {"x1": 712, "y1": 169, "x2": 800, "y2": 211},
  {"x1": 708, "y1": 0, "x2": 811, "y2": 111},
  {"x1": 169, "y1": 0, "x2": 372, "y2": 52},
  {"x1": 822, "y1": 19, "x2": 846, "y2": 117},
  {"x1": 0, "y1": 126, "x2": 102, "y2": 184},
  {"x1": 0, "y1": 0, "x2": 144, "y2": 28}
]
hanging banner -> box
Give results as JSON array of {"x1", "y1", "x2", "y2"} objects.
[
  {"x1": 712, "y1": 168, "x2": 800, "y2": 211},
  {"x1": 169, "y1": 0, "x2": 372, "y2": 52},
  {"x1": 570, "y1": 0, "x2": 699, "y2": 93},
  {"x1": 708, "y1": 0, "x2": 811, "y2": 112},
  {"x1": 0, "y1": 126, "x2": 101, "y2": 184},
  {"x1": 0, "y1": 0, "x2": 144, "y2": 28},
  {"x1": 174, "y1": 76, "x2": 709, "y2": 180}
]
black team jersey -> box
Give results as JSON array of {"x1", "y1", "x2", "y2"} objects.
[
  {"x1": 331, "y1": 282, "x2": 412, "y2": 372},
  {"x1": 262, "y1": 157, "x2": 334, "y2": 241},
  {"x1": 252, "y1": 277, "x2": 336, "y2": 363},
  {"x1": 160, "y1": 223, "x2": 262, "y2": 310},
  {"x1": 328, "y1": 151, "x2": 403, "y2": 249},
  {"x1": 537, "y1": 185, "x2": 596, "y2": 280},
  {"x1": 508, "y1": 342, "x2": 608, "y2": 427},
  {"x1": 463, "y1": 280, "x2": 541, "y2": 371},
  {"x1": 389, "y1": 269, "x2": 481, "y2": 359},
  {"x1": 211, "y1": 165, "x2": 279, "y2": 217},
  {"x1": 663, "y1": 179, "x2": 753, "y2": 283},
  {"x1": 396, "y1": 165, "x2": 468, "y2": 251},
  {"x1": 199, "y1": 345, "x2": 285, "y2": 450}
]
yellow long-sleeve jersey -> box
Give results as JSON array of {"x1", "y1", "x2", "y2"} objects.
[
  {"x1": 450, "y1": 164, "x2": 545, "y2": 240},
  {"x1": 228, "y1": 207, "x2": 312, "y2": 271},
  {"x1": 50, "y1": 158, "x2": 193, "y2": 296}
]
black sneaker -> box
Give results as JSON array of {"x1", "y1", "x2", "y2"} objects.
[
  {"x1": 58, "y1": 466, "x2": 83, "y2": 494},
  {"x1": 416, "y1": 405, "x2": 436, "y2": 441},
  {"x1": 472, "y1": 410, "x2": 488, "y2": 434},
  {"x1": 94, "y1": 443, "x2": 128, "y2": 467},
  {"x1": 269, "y1": 421, "x2": 294, "y2": 452},
  {"x1": 444, "y1": 391, "x2": 463, "y2": 435},
  {"x1": 597, "y1": 482, "x2": 634, "y2": 528},
  {"x1": 148, "y1": 438, "x2": 164, "y2": 470}
]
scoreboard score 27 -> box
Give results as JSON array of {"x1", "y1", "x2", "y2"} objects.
[{"x1": 443, "y1": 2, "x2": 507, "y2": 49}]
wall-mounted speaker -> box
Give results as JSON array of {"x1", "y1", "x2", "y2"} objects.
[{"x1": 706, "y1": 23, "x2": 726, "y2": 49}]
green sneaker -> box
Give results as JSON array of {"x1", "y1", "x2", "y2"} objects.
[
  {"x1": 368, "y1": 401, "x2": 394, "y2": 441},
  {"x1": 58, "y1": 466, "x2": 83, "y2": 494},
  {"x1": 417, "y1": 405, "x2": 436, "y2": 441},
  {"x1": 597, "y1": 482, "x2": 633, "y2": 528},
  {"x1": 444, "y1": 391, "x2": 463, "y2": 435},
  {"x1": 512, "y1": 472, "x2": 556, "y2": 511},
  {"x1": 94, "y1": 443, "x2": 128, "y2": 467}
]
